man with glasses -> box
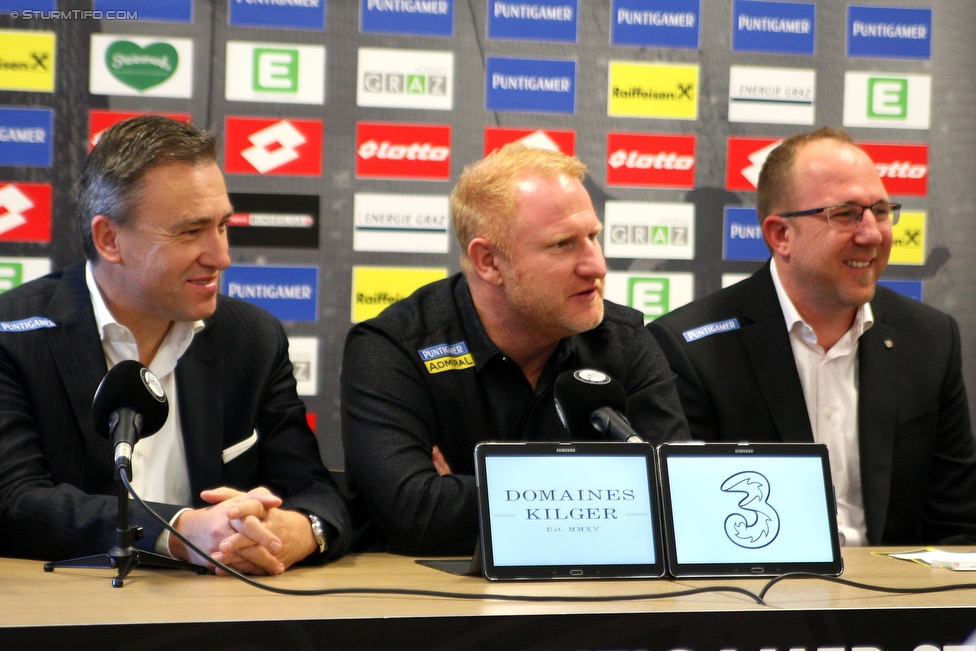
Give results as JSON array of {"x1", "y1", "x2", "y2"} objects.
[{"x1": 648, "y1": 127, "x2": 976, "y2": 546}]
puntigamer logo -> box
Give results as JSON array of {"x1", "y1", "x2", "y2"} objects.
[
  {"x1": 611, "y1": 0, "x2": 700, "y2": 49},
  {"x1": 360, "y1": 0, "x2": 453, "y2": 37},
  {"x1": 0, "y1": 108, "x2": 53, "y2": 167},
  {"x1": 485, "y1": 56, "x2": 576, "y2": 114},
  {"x1": 418, "y1": 341, "x2": 475, "y2": 374},
  {"x1": 487, "y1": 0, "x2": 578, "y2": 43},
  {"x1": 847, "y1": 6, "x2": 932, "y2": 60},
  {"x1": 731, "y1": 0, "x2": 815, "y2": 56}
]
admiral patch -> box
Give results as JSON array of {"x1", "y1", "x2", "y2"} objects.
[{"x1": 418, "y1": 340, "x2": 475, "y2": 374}]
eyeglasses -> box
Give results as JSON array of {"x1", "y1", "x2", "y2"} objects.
[{"x1": 778, "y1": 202, "x2": 901, "y2": 231}]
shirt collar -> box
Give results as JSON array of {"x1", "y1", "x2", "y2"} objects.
[
  {"x1": 769, "y1": 257, "x2": 874, "y2": 345},
  {"x1": 85, "y1": 260, "x2": 205, "y2": 354},
  {"x1": 455, "y1": 275, "x2": 502, "y2": 372}
]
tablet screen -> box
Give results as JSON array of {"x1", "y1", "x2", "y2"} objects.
[
  {"x1": 659, "y1": 443, "x2": 842, "y2": 577},
  {"x1": 475, "y1": 442, "x2": 664, "y2": 580}
]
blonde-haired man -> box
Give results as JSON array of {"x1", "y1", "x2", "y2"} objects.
[{"x1": 342, "y1": 144, "x2": 689, "y2": 555}]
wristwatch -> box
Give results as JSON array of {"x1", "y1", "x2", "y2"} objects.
[{"x1": 304, "y1": 511, "x2": 328, "y2": 555}]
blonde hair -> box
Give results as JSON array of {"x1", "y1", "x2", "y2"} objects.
[{"x1": 450, "y1": 142, "x2": 587, "y2": 270}]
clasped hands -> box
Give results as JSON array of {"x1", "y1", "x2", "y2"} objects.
[{"x1": 169, "y1": 486, "x2": 317, "y2": 576}]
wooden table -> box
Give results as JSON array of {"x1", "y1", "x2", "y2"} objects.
[{"x1": 2, "y1": 547, "x2": 975, "y2": 649}]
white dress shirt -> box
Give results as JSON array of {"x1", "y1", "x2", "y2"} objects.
[
  {"x1": 86, "y1": 262, "x2": 203, "y2": 552},
  {"x1": 770, "y1": 258, "x2": 872, "y2": 546}
]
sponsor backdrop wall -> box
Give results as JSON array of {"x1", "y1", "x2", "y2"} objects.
[{"x1": 1, "y1": 0, "x2": 973, "y2": 469}]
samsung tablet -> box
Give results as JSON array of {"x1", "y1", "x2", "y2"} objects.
[
  {"x1": 474, "y1": 441, "x2": 665, "y2": 581},
  {"x1": 658, "y1": 442, "x2": 843, "y2": 578}
]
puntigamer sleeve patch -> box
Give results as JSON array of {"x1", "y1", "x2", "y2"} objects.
[
  {"x1": 0, "y1": 317, "x2": 57, "y2": 332},
  {"x1": 418, "y1": 340, "x2": 475, "y2": 374},
  {"x1": 682, "y1": 318, "x2": 740, "y2": 342}
]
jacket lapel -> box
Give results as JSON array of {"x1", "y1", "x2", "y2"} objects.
[
  {"x1": 739, "y1": 264, "x2": 814, "y2": 443},
  {"x1": 175, "y1": 324, "x2": 224, "y2": 503},
  {"x1": 857, "y1": 299, "x2": 898, "y2": 544},
  {"x1": 44, "y1": 263, "x2": 108, "y2": 449}
]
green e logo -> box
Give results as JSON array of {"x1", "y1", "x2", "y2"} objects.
[
  {"x1": 628, "y1": 277, "x2": 670, "y2": 322},
  {"x1": 253, "y1": 48, "x2": 298, "y2": 92},
  {"x1": 868, "y1": 77, "x2": 908, "y2": 119},
  {"x1": 0, "y1": 262, "x2": 24, "y2": 293}
]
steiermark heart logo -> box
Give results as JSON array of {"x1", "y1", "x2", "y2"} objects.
[{"x1": 106, "y1": 41, "x2": 179, "y2": 91}]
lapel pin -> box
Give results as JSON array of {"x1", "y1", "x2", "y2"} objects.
[{"x1": 884, "y1": 339, "x2": 894, "y2": 349}]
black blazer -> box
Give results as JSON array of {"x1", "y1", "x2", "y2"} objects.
[
  {"x1": 648, "y1": 262, "x2": 976, "y2": 545},
  {"x1": 0, "y1": 261, "x2": 350, "y2": 561}
]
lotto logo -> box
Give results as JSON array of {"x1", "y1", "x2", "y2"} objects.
[
  {"x1": 355, "y1": 122, "x2": 451, "y2": 181},
  {"x1": 0, "y1": 183, "x2": 52, "y2": 242},
  {"x1": 606, "y1": 133, "x2": 695, "y2": 188},
  {"x1": 859, "y1": 142, "x2": 928, "y2": 197},
  {"x1": 483, "y1": 127, "x2": 575, "y2": 156},
  {"x1": 726, "y1": 136, "x2": 782, "y2": 191},
  {"x1": 224, "y1": 117, "x2": 323, "y2": 176}
]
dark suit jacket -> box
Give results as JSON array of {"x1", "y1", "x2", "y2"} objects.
[
  {"x1": 648, "y1": 262, "x2": 976, "y2": 546},
  {"x1": 0, "y1": 261, "x2": 350, "y2": 561}
]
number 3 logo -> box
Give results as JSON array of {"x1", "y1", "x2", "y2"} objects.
[{"x1": 721, "y1": 471, "x2": 780, "y2": 549}]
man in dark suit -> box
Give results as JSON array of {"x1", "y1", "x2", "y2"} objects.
[
  {"x1": 649, "y1": 127, "x2": 976, "y2": 546},
  {"x1": 0, "y1": 116, "x2": 349, "y2": 573}
]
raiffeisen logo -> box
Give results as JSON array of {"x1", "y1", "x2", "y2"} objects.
[
  {"x1": 356, "y1": 122, "x2": 451, "y2": 181},
  {"x1": 607, "y1": 61, "x2": 698, "y2": 119},
  {"x1": 0, "y1": 29, "x2": 56, "y2": 92},
  {"x1": 606, "y1": 133, "x2": 695, "y2": 188}
]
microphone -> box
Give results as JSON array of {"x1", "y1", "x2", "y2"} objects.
[
  {"x1": 554, "y1": 369, "x2": 644, "y2": 442},
  {"x1": 91, "y1": 360, "x2": 169, "y2": 478},
  {"x1": 590, "y1": 407, "x2": 644, "y2": 444}
]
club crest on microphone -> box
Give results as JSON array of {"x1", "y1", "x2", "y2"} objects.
[
  {"x1": 574, "y1": 369, "x2": 610, "y2": 385},
  {"x1": 140, "y1": 367, "x2": 166, "y2": 402}
]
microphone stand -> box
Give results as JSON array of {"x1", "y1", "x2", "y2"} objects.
[{"x1": 43, "y1": 465, "x2": 205, "y2": 588}]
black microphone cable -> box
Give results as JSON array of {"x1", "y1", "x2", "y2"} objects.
[
  {"x1": 119, "y1": 470, "x2": 767, "y2": 605},
  {"x1": 759, "y1": 571, "x2": 976, "y2": 602}
]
